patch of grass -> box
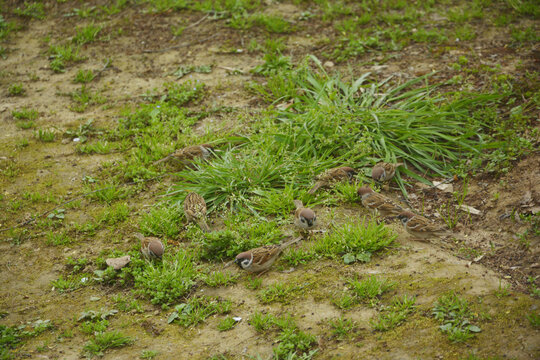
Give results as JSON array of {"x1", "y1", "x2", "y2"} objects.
[
  {"x1": 12, "y1": 108, "x2": 38, "y2": 120},
  {"x1": 280, "y1": 247, "x2": 316, "y2": 267},
  {"x1": 328, "y1": 317, "x2": 359, "y2": 340},
  {"x1": 96, "y1": 203, "x2": 130, "y2": 225},
  {"x1": 335, "y1": 275, "x2": 395, "y2": 309},
  {"x1": 273, "y1": 327, "x2": 317, "y2": 360},
  {"x1": 85, "y1": 182, "x2": 129, "y2": 204},
  {"x1": 245, "y1": 276, "x2": 262, "y2": 291},
  {"x1": 247, "y1": 312, "x2": 317, "y2": 358},
  {"x1": 313, "y1": 217, "x2": 396, "y2": 264},
  {"x1": 16, "y1": 121, "x2": 36, "y2": 130},
  {"x1": 74, "y1": 69, "x2": 95, "y2": 84},
  {"x1": 258, "y1": 282, "x2": 302, "y2": 304},
  {"x1": 527, "y1": 312, "x2": 540, "y2": 329},
  {"x1": 72, "y1": 24, "x2": 102, "y2": 45},
  {"x1": 253, "y1": 14, "x2": 293, "y2": 33},
  {"x1": 201, "y1": 270, "x2": 239, "y2": 287},
  {"x1": 133, "y1": 249, "x2": 196, "y2": 308},
  {"x1": 0, "y1": 15, "x2": 17, "y2": 41},
  {"x1": 510, "y1": 25, "x2": 540, "y2": 44},
  {"x1": 168, "y1": 296, "x2": 231, "y2": 327},
  {"x1": 79, "y1": 319, "x2": 109, "y2": 335},
  {"x1": 250, "y1": 312, "x2": 276, "y2": 332},
  {"x1": 195, "y1": 214, "x2": 282, "y2": 261},
  {"x1": 252, "y1": 51, "x2": 291, "y2": 76},
  {"x1": 68, "y1": 85, "x2": 106, "y2": 112},
  {"x1": 140, "y1": 350, "x2": 159, "y2": 359},
  {"x1": 35, "y1": 128, "x2": 55, "y2": 142},
  {"x1": 48, "y1": 44, "x2": 85, "y2": 73},
  {"x1": 83, "y1": 331, "x2": 133, "y2": 358},
  {"x1": 0, "y1": 319, "x2": 53, "y2": 357},
  {"x1": 46, "y1": 231, "x2": 73, "y2": 246},
  {"x1": 112, "y1": 295, "x2": 143, "y2": 313},
  {"x1": 139, "y1": 203, "x2": 183, "y2": 239},
  {"x1": 50, "y1": 274, "x2": 90, "y2": 293},
  {"x1": 217, "y1": 317, "x2": 237, "y2": 331},
  {"x1": 8, "y1": 83, "x2": 25, "y2": 96},
  {"x1": 163, "y1": 80, "x2": 205, "y2": 106},
  {"x1": 412, "y1": 27, "x2": 448, "y2": 43},
  {"x1": 433, "y1": 291, "x2": 481, "y2": 343},
  {"x1": 76, "y1": 141, "x2": 114, "y2": 154},
  {"x1": 14, "y1": 2, "x2": 45, "y2": 19},
  {"x1": 347, "y1": 275, "x2": 396, "y2": 304},
  {"x1": 372, "y1": 294, "x2": 416, "y2": 331}
]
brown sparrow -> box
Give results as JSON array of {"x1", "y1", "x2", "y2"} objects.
[
  {"x1": 357, "y1": 186, "x2": 403, "y2": 217},
  {"x1": 308, "y1": 166, "x2": 357, "y2": 194},
  {"x1": 293, "y1": 200, "x2": 316, "y2": 230},
  {"x1": 396, "y1": 210, "x2": 450, "y2": 240},
  {"x1": 153, "y1": 144, "x2": 213, "y2": 166},
  {"x1": 183, "y1": 192, "x2": 210, "y2": 232},
  {"x1": 372, "y1": 162, "x2": 403, "y2": 183},
  {"x1": 234, "y1": 237, "x2": 302, "y2": 273},
  {"x1": 134, "y1": 233, "x2": 164, "y2": 260}
]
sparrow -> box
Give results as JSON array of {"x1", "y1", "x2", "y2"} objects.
[
  {"x1": 357, "y1": 186, "x2": 403, "y2": 217},
  {"x1": 234, "y1": 237, "x2": 302, "y2": 273},
  {"x1": 396, "y1": 210, "x2": 451, "y2": 241},
  {"x1": 153, "y1": 144, "x2": 213, "y2": 166},
  {"x1": 134, "y1": 233, "x2": 164, "y2": 260},
  {"x1": 293, "y1": 200, "x2": 317, "y2": 230},
  {"x1": 308, "y1": 166, "x2": 357, "y2": 194},
  {"x1": 183, "y1": 192, "x2": 210, "y2": 232},
  {"x1": 372, "y1": 162, "x2": 403, "y2": 183}
]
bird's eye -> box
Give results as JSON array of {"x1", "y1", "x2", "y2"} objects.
[{"x1": 300, "y1": 218, "x2": 305, "y2": 223}]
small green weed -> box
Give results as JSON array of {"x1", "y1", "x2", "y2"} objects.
[
  {"x1": 139, "y1": 203, "x2": 183, "y2": 239},
  {"x1": 217, "y1": 317, "x2": 237, "y2": 331},
  {"x1": 433, "y1": 292, "x2": 481, "y2": 343},
  {"x1": 46, "y1": 231, "x2": 73, "y2": 246},
  {"x1": 372, "y1": 294, "x2": 416, "y2": 331},
  {"x1": 313, "y1": 217, "x2": 396, "y2": 264},
  {"x1": 201, "y1": 271, "x2": 239, "y2": 287},
  {"x1": 168, "y1": 296, "x2": 231, "y2": 327},
  {"x1": 48, "y1": 44, "x2": 85, "y2": 73},
  {"x1": 140, "y1": 350, "x2": 159, "y2": 359},
  {"x1": 96, "y1": 203, "x2": 130, "y2": 225},
  {"x1": 527, "y1": 312, "x2": 540, "y2": 329},
  {"x1": 14, "y1": 2, "x2": 45, "y2": 19},
  {"x1": 328, "y1": 317, "x2": 358, "y2": 340},
  {"x1": 74, "y1": 69, "x2": 95, "y2": 84},
  {"x1": 12, "y1": 108, "x2": 38, "y2": 120},
  {"x1": 112, "y1": 295, "x2": 143, "y2": 313},
  {"x1": 250, "y1": 312, "x2": 276, "y2": 332},
  {"x1": 83, "y1": 331, "x2": 133, "y2": 357},
  {"x1": 258, "y1": 282, "x2": 301, "y2": 304},
  {"x1": 35, "y1": 128, "x2": 55, "y2": 142},
  {"x1": 16, "y1": 121, "x2": 36, "y2": 130},
  {"x1": 245, "y1": 276, "x2": 262, "y2": 290},
  {"x1": 73, "y1": 24, "x2": 102, "y2": 45},
  {"x1": 50, "y1": 274, "x2": 90, "y2": 293},
  {"x1": 133, "y1": 249, "x2": 196, "y2": 308},
  {"x1": 8, "y1": 83, "x2": 25, "y2": 96}
]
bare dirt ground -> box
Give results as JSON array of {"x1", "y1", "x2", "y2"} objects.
[{"x1": 1, "y1": 1, "x2": 539, "y2": 359}]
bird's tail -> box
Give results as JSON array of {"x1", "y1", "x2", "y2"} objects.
[
  {"x1": 133, "y1": 232, "x2": 145, "y2": 242},
  {"x1": 307, "y1": 182, "x2": 322, "y2": 195},
  {"x1": 153, "y1": 154, "x2": 172, "y2": 165},
  {"x1": 280, "y1": 236, "x2": 303, "y2": 249},
  {"x1": 293, "y1": 200, "x2": 303, "y2": 209},
  {"x1": 198, "y1": 219, "x2": 211, "y2": 233}
]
